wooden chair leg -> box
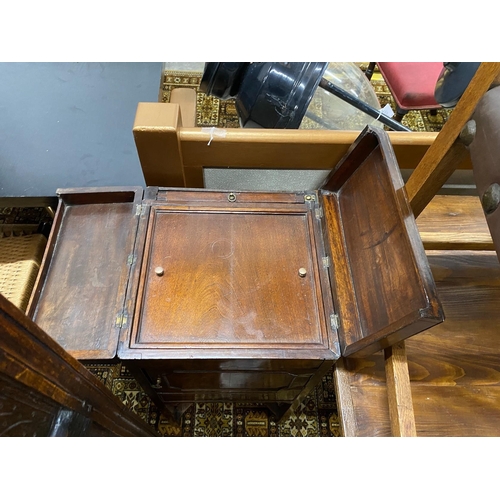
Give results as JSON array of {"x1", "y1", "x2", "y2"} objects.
[
  {"x1": 384, "y1": 342, "x2": 417, "y2": 436},
  {"x1": 395, "y1": 108, "x2": 407, "y2": 122}
]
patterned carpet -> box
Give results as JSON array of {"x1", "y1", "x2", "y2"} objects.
[{"x1": 85, "y1": 362, "x2": 340, "y2": 437}]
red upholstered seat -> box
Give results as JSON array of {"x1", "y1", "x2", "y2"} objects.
[{"x1": 377, "y1": 62, "x2": 443, "y2": 111}]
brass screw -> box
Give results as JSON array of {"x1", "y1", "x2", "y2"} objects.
[
  {"x1": 298, "y1": 267, "x2": 307, "y2": 277},
  {"x1": 155, "y1": 267, "x2": 164, "y2": 277},
  {"x1": 228, "y1": 193, "x2": 236, "y2": 202}
]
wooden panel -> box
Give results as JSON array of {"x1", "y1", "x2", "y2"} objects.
[
  {"x1": 384, "y1": 342, "x2": 416, "y2": 436},
  {"x1": 349, "y1": 386, "x2": 391, "y2": 437},
  {"x1": 417, "y1": 195, "x2": 493, "y2": 250},
  {"x1": 0, "y1": 376, "x2": 59, "y2": 437},
  {"x1": 321, "y1": 127, "x2": 443, "y2": 358},
  {"x1": 29, "y1": 188, "x2": 143, "y2": 359},
  {"x1": 340, "y1": 149, "x2": 427, "y2": 334},
  {"x1": 129, "y1": 202, "x2": 333, "y2": 357},
  {"x1": 0, "y1": 293, "x2": 155, "y2": 437},
  {"x1": 133, "y1": 102, "x2": 186, "y2": 187}
]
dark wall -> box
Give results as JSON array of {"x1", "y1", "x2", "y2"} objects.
[{"x1": 0, "y1": 62, "x2": 162, "y2": 197}]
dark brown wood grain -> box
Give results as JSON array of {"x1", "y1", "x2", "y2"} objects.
[
  {"x1": 28, "y1": 187, "x2": 144, "y2": 359},
  {"x1": 119, "y1": 193, "x2": 337, "y2": 416},
  {"x1": 122, "y1": 192, "x2": 336, "y2": 360},
  {"x1": 27, "y1": 128, "x2": 446, "y2": 423},
  {"x1": 321, "y1": 127, "x2": 444, "y2": 358},
  {"x1": 0, "y1": 293, "x2": 155, "y2": 436},
  {"x1": 133, "y1": 207, "x2": 328, "y2": 350}
]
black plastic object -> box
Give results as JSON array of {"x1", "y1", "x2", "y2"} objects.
[
  {"x1": 199, "y1": 62, "x2": 249, "y2": 100},
  {"x1": 434, "y1": 62, "x2": 481, "y2": 108},
  {"x1": 236, "y1": 62, "x2": 328, "y2": 128},
  {"x1": 201, "y1": 62, "x2": 328, "y2": 128}
]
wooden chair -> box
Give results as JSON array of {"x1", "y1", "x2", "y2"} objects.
[{"x1": 365, "y1": 62, "x2": 444, "y2": 121}]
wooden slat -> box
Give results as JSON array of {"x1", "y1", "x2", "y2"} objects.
[
  {"x1": 406, "y1": 62, "x2": 500, "y2": 218},
  {"x1": 417, "y1": 195, "x2": 493, "y2": 250}
]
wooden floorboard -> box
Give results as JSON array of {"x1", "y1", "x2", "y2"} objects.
[
  {"x1": 337, "y1": 250, "x2": 500, "y2": 436},
  {"x1": 417, "y1": 195, "x2": 493, "y2": 250},
  {"x1": 412, "y1": 386, "x2": 500, "y2": 437}
]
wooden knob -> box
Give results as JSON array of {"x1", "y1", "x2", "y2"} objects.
[
  {"x1": 298, "y1": 268, "x2": 307, "y2": 277},
  {"x1": 155, "y1": 267, "x2": 164, "y2": 276}
]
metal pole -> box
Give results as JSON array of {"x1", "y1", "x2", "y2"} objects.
[{"x1": 318, "y1": 78, "x2": 412, "y2": 132}]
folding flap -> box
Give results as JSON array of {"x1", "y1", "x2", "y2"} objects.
[
  {"x1": 320, "y1": 127, "x2": 444, "y2": 358},
  {"x1": 28, "y1": 187, "x2": 144, "y2": 359}
]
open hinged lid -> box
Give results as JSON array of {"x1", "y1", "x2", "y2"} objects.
[
  {"x1": 318, "y1": 126, "x2": 444, "y2": 358},
  {"x1": 27, "y1": 187, "x2": 144, "y2": 359}
]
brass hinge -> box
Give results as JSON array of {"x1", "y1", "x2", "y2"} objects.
[
  {"x1": 315, "y1": 207, "x2": 323, "y2": 219},
  {"x1": 135, "y1": 204, "x2": 147, "y2": 216},
  {"x1": 322, "y1": 256, "x2": 330, "y2": 268},
  {"x1": 115, "y1": 312, "x2": 128, "y2": 328},
  {"x1": 304, "y1": 194, "x2": 316, "y2": 204},
  {"x1": 330, "y1": 313, "x2": 339, "y2": 331},
  {"x1": 127, "y1": 254, "x2": 136, "y2": 266}
]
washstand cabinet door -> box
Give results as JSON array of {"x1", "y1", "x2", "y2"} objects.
[
  {"x1": 124, "y1": 190, "x2": 335, "y2": 360},
  {"x1": 319, "y1": 126, "x2": 444, "y2": 358},
  {"x1": 27, "y1": 187, "x2": 144, "y2": 359}
]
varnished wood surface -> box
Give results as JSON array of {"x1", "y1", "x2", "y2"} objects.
[
  {"x1": 29, "y1": 189, "x2": 143, "y2": 359},
  {"x1": 136, "y1": 208, "x2": 327, "y2": 348},
  {"x1": 417, "y1": 195, "x2": 493, "y2": 250},
  {"x1": 321, "y1": 128, "x2": 443, "y2": 358},
  {"x1": 337, "y1": 250, "x2": 500, "y2": 436},
  {"x1": 0, "y1": 293, "x2": 155, "y2": 437},
  {"x1": 123, "y1": 192, "x2": 337, "y2": 359}
]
